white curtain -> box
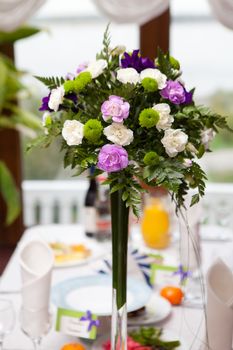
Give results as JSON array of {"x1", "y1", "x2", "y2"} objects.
[
  {"x1": 208, "y1": 0, "x2": 233, "y2": 30},
  {"x1": 93, "y1": 0, "x2": 169, "y2": 25},
  {"x1": 0, "y1": 0, "x2": 46, "y2": 32}
]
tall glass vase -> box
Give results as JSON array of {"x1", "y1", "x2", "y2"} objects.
[{"x1": 110, "y1": 185, "x2": 129, "y2": 350}]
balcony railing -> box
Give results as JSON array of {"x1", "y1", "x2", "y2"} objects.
[{"x1": 22, "y1": 180, "x2": 233, "y2": 231}]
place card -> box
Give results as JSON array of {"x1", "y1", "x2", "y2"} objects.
[
  {"x1": 56, "y1": 308, "x2": 99, "y2": 340},
  {"x1": 150, "y1": 264, "x2": 190, "y2": 287}
]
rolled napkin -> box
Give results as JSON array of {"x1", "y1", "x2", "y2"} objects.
[
  {"x1": 19, "y1": 240, "x2": 54, "y2": 338},
  {"x1": 205, "y1": 258, "x2": 233, "y2": 350}
]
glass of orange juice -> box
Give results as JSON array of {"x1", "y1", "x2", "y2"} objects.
[{"x1": 141, "y1": 193, "x2": 170, "y2": 249}]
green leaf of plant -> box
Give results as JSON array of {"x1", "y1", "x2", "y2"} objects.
[
  {"x1": 0, "y1": 161, "x2": 20, "y2": 225},
  {"x1": 0, "y1": 26, "x2": 40, "y2": 45},
  {"x1": 35, "y1": 76, "x2": 65, "y2": 89}
]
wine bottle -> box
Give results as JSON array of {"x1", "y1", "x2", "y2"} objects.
[
  {"x1": 95, "y1": 175, "x2": 111, "y2": 241},
  {"x1": 84, "y1": 167, "x2": 98, "y2": 238}
]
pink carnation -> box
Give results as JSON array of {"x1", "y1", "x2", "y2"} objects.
[
  {"x1": 97, "y1": 144, "x2": 128, "y2": 172},
  {"x1": 101, "y1": 95, "x2": 130, "y2": 123}
]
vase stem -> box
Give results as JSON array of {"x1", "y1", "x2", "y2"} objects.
[
  {"x1": 110, "y1": 184, "x2": 129, "y2": 350},
  {"x1": 111, "y1": 289, "x2": 127, "y2": 350}
]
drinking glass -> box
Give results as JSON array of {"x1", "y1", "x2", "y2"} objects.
[
  {"x1": 0, "y1": 299, "x2": 15, "y2": 350},
  {"x1": 20, "y1": 306, "x2": 52, "y2": 350}
]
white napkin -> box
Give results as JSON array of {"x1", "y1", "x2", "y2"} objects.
[
  {"x1": 19, "y1": 240, "x2": 54, "y2": 338},
  {"x1": 205, "y1": 258, "x2": 233, "y2": 350}
]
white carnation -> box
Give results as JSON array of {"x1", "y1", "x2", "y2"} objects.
[
  {"x1": 104, "y1": 123, "x2": 134, "y2": 146},
  {"x1": 86, "y1": 59, "x2": 107, "y2": 78},
  {"x1": 62, "y1": 120, "x2": 84, "y2": 146},
  {"x1": 153, "y1": 103, "x2": 174, "y2": 131},
  {"x1": 48, "y1": 86, "x2": 65, "y2": 112},
  {"x1": 201, "y1": 128, "x2": 216, "y2": 149},
  {"x1": 140, "y1": 68, "x2": 167, "y2": 89},
  {"x1": 161, "y1": 129, "x2": 188, "y2": 157},
  {"x1": 116, "y1": 68, "x2": 140, "y2": 85}
]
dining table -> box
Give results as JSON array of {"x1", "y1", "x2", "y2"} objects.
[{"x1": 0, "y1": 223, "x2": 232, "y2": 350}]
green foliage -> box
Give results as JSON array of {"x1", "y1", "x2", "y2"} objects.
[
  {"x1": 0, "y1": 26, "x2": 42, "y2": 225},
  {"x1": 156, "y1": 48, "x2": 180, "y2": 80},
  {"x1": 96, "y1": 23, "x2": 111, "y2": 63},
  {"x1": 130, "y1": 327, "x2": 181, "y2": 350},
  {"x1": 0, "y1": 26, "x2": 40, "y2": 45},
  {"x1": 0, "y1": 161, "x2": 20, "y2": 225},
  {"x1": 35, "y1": 76, "x2": 65, "y2": 90}
]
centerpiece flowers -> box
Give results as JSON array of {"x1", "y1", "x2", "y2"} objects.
[{"x1": 34, "y1": 27, "x2": 229, "y2": 350}]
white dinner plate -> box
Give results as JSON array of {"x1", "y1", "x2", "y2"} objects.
[
  {"x1": 128, "y1": 294, "x2": 171, "y2": 326},
  {"x1": 52, "y1": 275, "x2": 152, "y2": 316}
]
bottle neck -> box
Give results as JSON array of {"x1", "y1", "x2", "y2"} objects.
[{"x1": 89, "y1": 178, "x2": 97, "y2": 191}]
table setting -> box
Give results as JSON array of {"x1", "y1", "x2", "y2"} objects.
[
  {"x1": 0, "y1": 222, "x2": 233, "y2": 350},
  {"x1": 1, "y1": 24, "x2": 233, "y2": 350}
]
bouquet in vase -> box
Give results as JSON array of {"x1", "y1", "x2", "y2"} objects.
[{"x1": 32, "y1": 26, "x2": 229, "y2": 350}]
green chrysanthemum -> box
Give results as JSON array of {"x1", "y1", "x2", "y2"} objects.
[
  {"x1": 64, "y1": 80, "x2": 75, "y2": 94},
  {"x1": 84, "y1": 119, "x2": 103, "y2": 142},
  {"x1": 139, "y1": 108, "x2": 159, "y2": 128},
  {"x1": 143, "y1": 151, "x2": 160, "y2": 166},
  {"x1": 74, "y1": 72, "x2": 92, "y2": 92},
  {"x1": 169, "y1": 56, "x2": 180, "y2": 70},
  {"x1": 141, "y1": 77, "x2": 158, "y2": 92}
]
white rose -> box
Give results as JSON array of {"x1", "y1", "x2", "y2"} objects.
[
  {"x1": 140, "y1": 68, "x2": 167, "y2": 89},
  {"x1": 116, "y1": 68, "x2": 140, "y2": 85},
  {"x1": 86, "y1": 59, "x2": 107, "y2": 78},
  {"x1": 153, "y1": 103, "x2": 174, "y2": 131},
  {"x1": 48, "y1": 86, "x2": 65, "y2": 112},
  {"x1": 103, "y1": 123, "x2": 134, "y2": 146},
  {"x1": 62, "y1": 120, "x2": 84, "y2": 146},
  {"x1": 201, "y1": 128, "x2": 216, "y2": 149},
  {"x1": 161, "y1": 129, "x2": 188, "y2": 157}
]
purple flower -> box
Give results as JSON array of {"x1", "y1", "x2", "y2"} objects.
[
  {"x1": 65, "y1": 92, "x2": 78, "y2": 104},
  {"x1": 76, "y1": 62, "x2": 88, "y2": 74},
  {"x1": 66, "y1": 72, "x2": 75, "y2": 80},
  {"x1": 183, "y1": 88, "x2": 193, "y2": 105},
  {"x1": 39, "y1": 94, "x2": 52, "y2": 111},
  {"x1": 121, "y1": 49, "x2": 155, "y2": 73},
  {"x1": 160, "y1": 80, "x2": 186, "y2": 105},
  {"x1": 97, "y1": 144, "x2": 129, "y2": 172},
  {"x1": 101, "y1": 95, "x2": 130, "y2": 123}
]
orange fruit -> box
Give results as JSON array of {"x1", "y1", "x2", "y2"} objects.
[
  {"x1": 61, "y1": 343, "x2": 86, "y2": 350},
  {"x1": 160, "y1": 286, "x2": 184, "y2": 305}
]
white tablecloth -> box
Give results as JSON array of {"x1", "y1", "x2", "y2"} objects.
[{"x1": 0, "y1": 224, "x2": 233, "y2": 350}]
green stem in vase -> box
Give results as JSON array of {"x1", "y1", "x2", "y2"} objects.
[{"x1": 110, "y1": 184, "x2": 129, "y2": 310}]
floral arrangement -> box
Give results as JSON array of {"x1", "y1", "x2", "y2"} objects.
[{"x1": 34, "y1": 26, "x2": 229, "y2": 215}]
